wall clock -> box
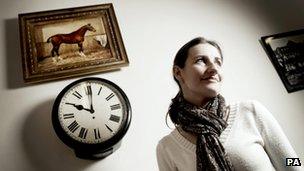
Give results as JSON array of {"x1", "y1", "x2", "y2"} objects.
[{"x1": 52, "y1": 77, "x2": 131, "y2": 159}]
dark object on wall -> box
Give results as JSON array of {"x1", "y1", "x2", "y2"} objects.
[
  {"x1": 18, "y1": 3, "x2": 129, "y2": 83},
  {"x1": 52, "y1": 77, "x2": 131, "y2": 159},
  {"x1": 261, "y1": 29, "x2": 304, "y2": 93}
]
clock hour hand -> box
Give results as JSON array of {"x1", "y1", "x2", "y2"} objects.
[{"x1": 66, "y1": 103, "x2": 92, "y2": 113}]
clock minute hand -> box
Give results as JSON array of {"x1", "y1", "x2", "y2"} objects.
[
  {"x1": 66, "y1": 103, "x2": 92, "y2": 112},
  {"x1": 89, "y1": 103, "x2": 94, "y2": 113},
  {"x1": 87, "y1": 87, "x2": 95, "y2": 113}
]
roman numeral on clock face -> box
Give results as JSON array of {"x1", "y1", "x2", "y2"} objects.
[
  {"x1": 110, "y1": 104, "x2": 121, "y2": 110},
  {"x1": 98, "y1": 86, "x2": 102, "y2": 95},
  {"x1": 109, "y1": 114, "x2": 121, "y2": 123},
  {"x1": 106, "y1": 93, "x2": 115, "y2": 101},
  {"x1": 68, "y1": 120, "x2": 80, "y2": 133},
  {"x1": 94, "y1": 128, "x2": 101, "y2": 139},
  {"x1": 105, "y1": 124, "x2": 113, "y2": 132},
  {"x1": 63, "y1": 113, "x2": 74, "y2": 119},
  {"x1": 86, "y1": 85, "x2": 92, "y2": 95},
  {"x1": 72, "y1": 91, "x2": 82, "y2": 99},
  {"x1": 79, "y1": 127, "x2": 88, "y2": 139}
]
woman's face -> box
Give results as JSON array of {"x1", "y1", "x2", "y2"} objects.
[{"x1": 174, "y1": 43, "x2": 223, "y2": 101}]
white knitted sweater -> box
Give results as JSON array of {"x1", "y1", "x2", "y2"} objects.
[{"x1": 157, "y1": 100, "x2": 303, "y2": 171}]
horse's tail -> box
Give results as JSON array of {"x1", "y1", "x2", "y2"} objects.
[{"x1": 47, "y1": 36, "x2": 52, "y2": 43}]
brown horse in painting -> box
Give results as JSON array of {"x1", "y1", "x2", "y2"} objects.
[{"x1": 47, "y1": 23, "x2": 96, "y2": 57}]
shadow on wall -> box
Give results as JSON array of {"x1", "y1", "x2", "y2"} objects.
[
  {"x1": 22, "y1": 99, "x2": 98, "y2": 171},
  {"x1": 237, "y1": 0, "x2": 304, "y2": 32},
  {"x1": 5, "y1": 18, "x2": 28, "y2": 89}
]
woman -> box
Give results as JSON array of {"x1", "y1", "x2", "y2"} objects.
[{"x1": 156, "y1": 37, "x2": 301, "y2": 171}]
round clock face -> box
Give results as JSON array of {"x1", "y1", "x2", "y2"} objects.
[{"x1": 54, "y1": 78, "x2": 130, "y2": 145}]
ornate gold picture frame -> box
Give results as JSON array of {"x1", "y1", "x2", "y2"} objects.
[{"x1": 19, "y1": 3, "x2": 129, "y2": 83}]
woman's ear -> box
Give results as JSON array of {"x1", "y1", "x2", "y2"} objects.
[{"x1": 173, "y1": 66, "x2": 184, "y2": 83}]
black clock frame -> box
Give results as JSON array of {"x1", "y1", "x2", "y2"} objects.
[{"x1": 52, "y1": 77, "x2": 131, "y2": 158}]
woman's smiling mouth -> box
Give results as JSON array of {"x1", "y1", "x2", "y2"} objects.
[{"x1": 201, "y1": 75, "x2": 219, "y2": 82}]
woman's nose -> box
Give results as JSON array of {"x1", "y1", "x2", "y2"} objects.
[{"x1": 206, "y1": 62, "x2": 218, "y2": 75}]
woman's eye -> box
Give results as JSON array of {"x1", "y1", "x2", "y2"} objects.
[
  {"x1": 195, "y1": 58, "x2": 206, "y2": 64},
  {"x1": 216, "y1": 60, "x2": 222, "y2": 66}
]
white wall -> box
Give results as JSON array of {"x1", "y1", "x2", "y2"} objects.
[{"x1": 0, "y1": 0, "x2": 303, "y2": 170}]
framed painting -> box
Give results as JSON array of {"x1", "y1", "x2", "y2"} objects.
[
  {"x1": 19, "y1": 3, "x2": 129, "y2": 83},
  {"x1": 261, "y1": 29, "x2": 304, "y2": 93}
]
